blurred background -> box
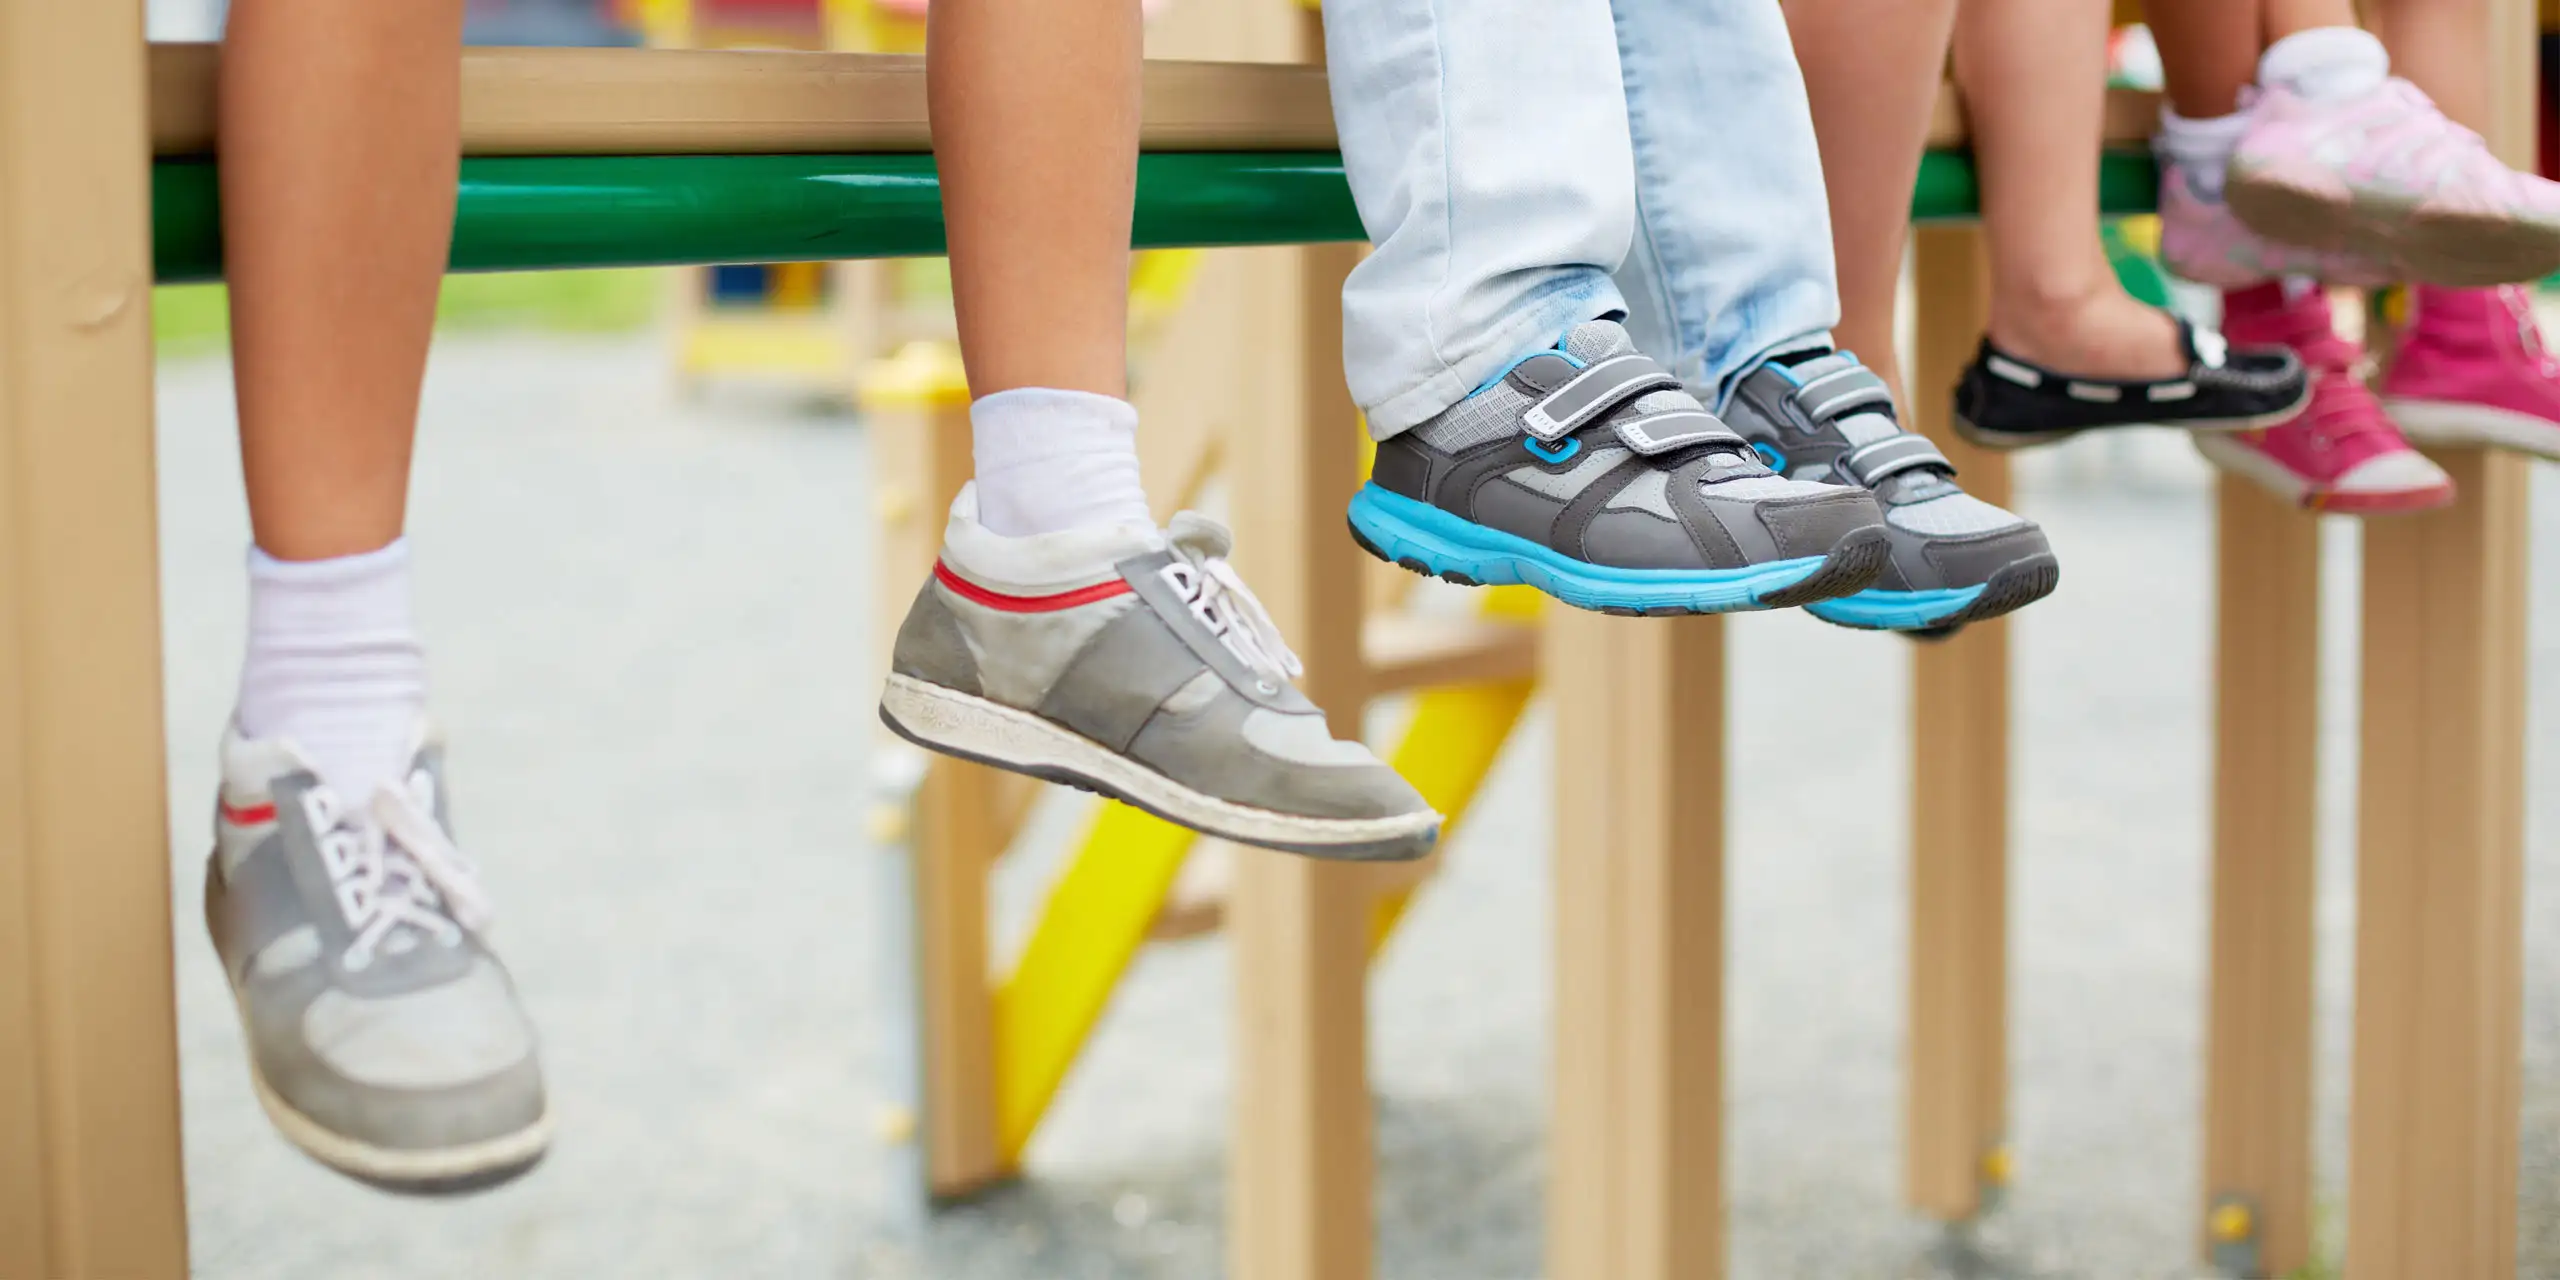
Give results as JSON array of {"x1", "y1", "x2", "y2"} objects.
[{"x1": 144, "y1": 2, "x2": 2560, "y2": 1277}]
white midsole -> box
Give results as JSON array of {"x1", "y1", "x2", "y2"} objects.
[
  {"x1": 2190, "y1": 433, "x2": 2318, "y2": 502},
  {"x1": 248, "y1": 1061, "x2": 551, "y2": 1183},
  {"x1": 2382, "y1": 397, "x2": 2560, "y2": 462},
  {"x1": 880, "y1": 674, "x2": 1440, "y2": 848}
]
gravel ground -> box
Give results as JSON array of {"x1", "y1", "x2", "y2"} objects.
[{"x1": 158, "y1": 334, "x2": 2560, "y2": 1279}]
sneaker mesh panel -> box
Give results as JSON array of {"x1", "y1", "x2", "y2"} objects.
[{"x1": 1884, "y1": 490, "x2": 2025, "y2": 536}]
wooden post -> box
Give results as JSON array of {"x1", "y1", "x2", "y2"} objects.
[
  {"x1": 1902, "y1": 224, "x2": 2011, "y2": 1221},
  {"x1": 863, "y1": 351, "x2": 1010, "y2": 1196},
  {"x1": 1547, "y1": 612, "x2": 1726, "y2": 1280},
  {"x1": 2343, "y1": 3, "x2": 2533, "y2": 1272},
  {"x1": 1227, "y1": 228, "x2": 1375, "y2": 1280},
  {"x1": 2345, "y1": 442, "x2": 2529, "y2": 1277},
  {"x1": 0, "y1": 0, "x2": 189, "y2": 1274},
  {"x1": 2198, "y1": 479, "x2": 2320, "y2": 1277}
]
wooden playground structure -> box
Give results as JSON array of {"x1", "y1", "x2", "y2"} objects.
[{"x1": 0, "y1": 0, "x2": 2541, "y2": 1276}]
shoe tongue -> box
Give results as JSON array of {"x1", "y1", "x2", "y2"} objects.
[{"x1": 1560, "y1": 319, "x2": 1636, "y2": 363}]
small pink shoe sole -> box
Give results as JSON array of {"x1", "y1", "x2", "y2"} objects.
[
  {"x1": 2383, "y1": 397, "x2": 2560, "y2": 462},
  {"x1": 2227, "y1": 166, "x2": 2560, "y2": 288}
]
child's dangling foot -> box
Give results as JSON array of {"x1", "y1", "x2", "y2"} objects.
[
  {"x1": 2378, "y1": 283, "x2": 2560, "y2": 460},
  {"x1": 2219, "y1": 28, "x2": 2560, "y2": 286},
  {"x1": 2193, "y1": 281, "x2": 2456, "y2": 513}
]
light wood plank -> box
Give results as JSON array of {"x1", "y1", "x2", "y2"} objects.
[
  {"x1": 1903, "y1": 225, "x2": 2011, "y2": 1221},
  {"x1": 2346, "y1": 445, "x2": 2529, "y2": 1278},
  {"x1": 2198, "y1": 478, "x2": 2320, "y2": 1276},
  {"x1": 2344, "y1": 4, "x2": 2533, "y2": 1269},
  {"x1": 150, "y1": 45, "x2": 1338, "y2": 157},
  {"x1": 0, "y1": 0, "x2": 187, "y2": 1272},
  {"x1": 1547, "y1": 612, "x2": 1726, "y2": 1280}
]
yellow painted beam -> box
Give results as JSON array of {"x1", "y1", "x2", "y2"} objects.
[
  {"x1": 1366, "y1": 679, "x2": 1533, "y2": 956},
  {"x1": 991, "y1": 800, "x2": 1198, "y2": 1164}
]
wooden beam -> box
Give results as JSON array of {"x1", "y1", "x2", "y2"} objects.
[
  {"x1": 2346, "y1": 444, "x2": 2530, "y2": 1278},
  {"x1": 2344, "y1": 2, "x2": 2533, "y2": 1269},
  {"x1": 1902, "y1": 225, "x2": 2011, "y2": 1221},
  {"x1": 861, "y1": 353, "x2": 1010, "y2": 1197},
  {"x1": 0, "y1": 0, "x2": 187, "y2": 1273},
  {"x1": 2198, "y1": 479, "x2": 2320, "y2": 1277},
  {"x1": 1359, "y1": 613, "x2": 1539, "y2": 694},
  {"x1": 1228, "y1": 228, "x2": 1376, "y2": 1280},
  {"x1": 1547, "y1": 612, "x2": 1726, "y2": 1280},
  {"x1": 149, "y1": 45, "x2": 1339, "y2": 158}
]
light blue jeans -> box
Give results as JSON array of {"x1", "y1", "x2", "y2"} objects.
[{"x1": 1325, "y1": 0, "x2": 1841, "y2": 437}]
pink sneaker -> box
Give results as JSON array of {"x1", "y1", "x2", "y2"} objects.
[
  {"x1": 2379, "y1": 283, "x2": 2560, "y2": 460},
  {"x1": 2226, "y1": 78, "x2": 2560, "y2": 287},
  {"x1": 2157, "y1": 161, "x2": 2391, "y2": 289},
  {"x1": 2192, "y1": 283, "x2": 2456, "y2": 514}
]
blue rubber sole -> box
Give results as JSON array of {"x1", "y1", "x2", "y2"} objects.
[
  {"x1": 1346, "y1": 483, "x2": 1834, "y2": 615},
  {"x1": 1804, "y1": 585, "x2": 1987, "y2": 631}
]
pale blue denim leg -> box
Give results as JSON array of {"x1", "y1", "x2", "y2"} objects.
[
  {"x1": 1325, "y1": 0, "x2": 1637, "y2": 438},
  {"x1": 1607, "y1": 0, "x2": 1843, "y2": 411}
]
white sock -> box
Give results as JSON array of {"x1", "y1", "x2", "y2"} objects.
[
  {"x1": 2158, "y1": 106, "x2": 2252, "y2": 201},
  {"x1": 2258, "y1": 26, "x2": 2390, "y2": 102},
  {"x1": 968, "y1": 388, "x2": 1152, "y2": 537},
  {"x1": 234, "y1": 539, "x2": 428, "y2": 803}
]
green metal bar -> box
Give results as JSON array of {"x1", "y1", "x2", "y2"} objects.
[
  {"x1": 1911, "y1": 147, "x2": 2161, "y2": 224},
  {"x1": 151, "y1": 147, "x2": 2164, "y2": 282}
]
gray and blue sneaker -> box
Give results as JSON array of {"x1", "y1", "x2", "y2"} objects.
[
  {"x1": 881, "y1": 487, "x2": 1440, "y2": 862},
  {"x1": 1720, "y1": 351, "x2": 2059, "y2": 633},
  {"x1": 1348, "y1": 320, "x2": 1889, "y2": 616},
  {"x1": 205, "y1": 722, "x2": 550, "y2": 1193}
]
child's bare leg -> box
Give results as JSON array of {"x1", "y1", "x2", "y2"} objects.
[
  {"x1": 223, "y1": 0, "x2": 462, "y2": 562},
  {"x1": 2370, "y1": 0, "x2": 2491, "y2": 130},
  {"x1": 1958, "y1": 0, "x2": 2184, "y2": 380},
  {"x1": 888, "y1": 0, "x2": 1436, "y2": 861},
  {"x1": 927, "y1": 0, "x2": 1150, "y2": 538},
  {"x1": 2143, "y1": 0, "x2": 2262, "y2": 118},
  {"x1": 207, "y1": 0, "x2": 551, "y2": 1195},
  {"x1": 1782, "y1": 0, "x2": 1958, "y2": 400},
  {"x1": 2262, "y1": 0, "x2": 2365, "y2": 45}
]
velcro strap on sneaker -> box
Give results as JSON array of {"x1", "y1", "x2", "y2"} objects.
[
  {"x1": 1791, "y1": 363, "x2": 1897, "y2": 424},
  {"x1": 1839, "y1": 433, "x2": 1954, "y2": 486},
  {"x1": 1520, "y1": 353, "x2": 1685, "y2": 441},
  {"x1": 1610, "y1": 406, "x2": 1743, "y2": 456}
]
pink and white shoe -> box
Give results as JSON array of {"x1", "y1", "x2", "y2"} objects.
[
  {"x1": 2226, "y1": 79, "x2": 2560, "y2": 287},
  {"x1": 2379, "y1": 283, "x2": 2560, "y2": 460},
  {"x1": 2157, "y1": 161, "x2": 2391, "y2": 289},
  {"x1": 2193, "y1": 283, "x2": 2456, "y2": 514}
]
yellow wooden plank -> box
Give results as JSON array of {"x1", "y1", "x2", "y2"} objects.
[
  {"x1": 1365, "y1": 677, "x2": 1535, "y2": 955},
  {"x1": 991, "y1": 803, "x2": 1197, "y2": 1162}
]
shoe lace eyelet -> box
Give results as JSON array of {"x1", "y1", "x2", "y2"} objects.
[{"x1": 1255, "y1": 679, "x2": 1278, "y2": 695}]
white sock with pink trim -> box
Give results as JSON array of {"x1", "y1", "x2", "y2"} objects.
[{"x1": 968, "y1": 388, "x2": 1153, "y2": 538}]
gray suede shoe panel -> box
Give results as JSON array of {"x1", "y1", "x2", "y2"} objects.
[
  {"x1": 1579, "y1": 510, "x2": 1703, "y2": 570},
  {"x1": 1036, "y1": 602, "x2": 1212, "y2": 753},
  {"x1": 888, "y1": 581, "x2": 983, "y2": 697},
  {"x1": 1128, "y1": 690, "x2": 1427, "y2": 822}
]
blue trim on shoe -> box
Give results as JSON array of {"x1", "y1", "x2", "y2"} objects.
[
  {"x1": 1804, "y1": 584, "x2": 1988, "y2": 630},
  {"x1": 1347, "y1": 483, "x2": 1826, "y2": 614},
  {"x1": 1523, "y1": 436, "x2": 1582, "y2": 464}
]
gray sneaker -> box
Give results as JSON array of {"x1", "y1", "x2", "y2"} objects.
[
  {"x1": 1350, "y1": 319, "x2": 1888, "y2": 616},
  {"x1": 880, "y1": 488, "x2": 1440, "y2": 862},
  {"x1": 204, "y1": 723, "x2": 550, "y2": 1193},
  {"x1": 1720, "y1": 351, "x2": 2059, "y2": 633}
]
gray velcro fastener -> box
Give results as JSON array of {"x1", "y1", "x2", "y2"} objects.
[
  {"x1": 1839, "y1": 433, "x2": 1953, "y2": 486},
  {"x1": 1793, "y1": 365, "x2": 1896, "y2": 423},
  {"x1": 217, "y1": 833, "x2": 316, "y2": 978},
  {"x1": 1611, "y1": 408, "x2": 1743, "y2": 456},
  {"x1": 1520, "y1": 353, "x2": 1683, "y2": 441}
]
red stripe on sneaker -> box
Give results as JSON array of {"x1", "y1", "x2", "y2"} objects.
[
  {"x1": 221, "y1": 800, "x2": 277, "y2": 826},
  {"x1": 934, "y1": 560, "x2": 1133, "y2": 612}
]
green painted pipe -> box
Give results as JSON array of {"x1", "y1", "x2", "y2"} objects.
[{"x1": 151, "y1": 147, "x2": 2163, "y2": 282}]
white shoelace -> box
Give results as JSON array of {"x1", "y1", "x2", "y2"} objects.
[
  {"x1": 299, "y1": 772, "x2": 493, "y2": 971},
  {"x1": 1164, "y1": 514, "x2": 1303, "y2": 690}
]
